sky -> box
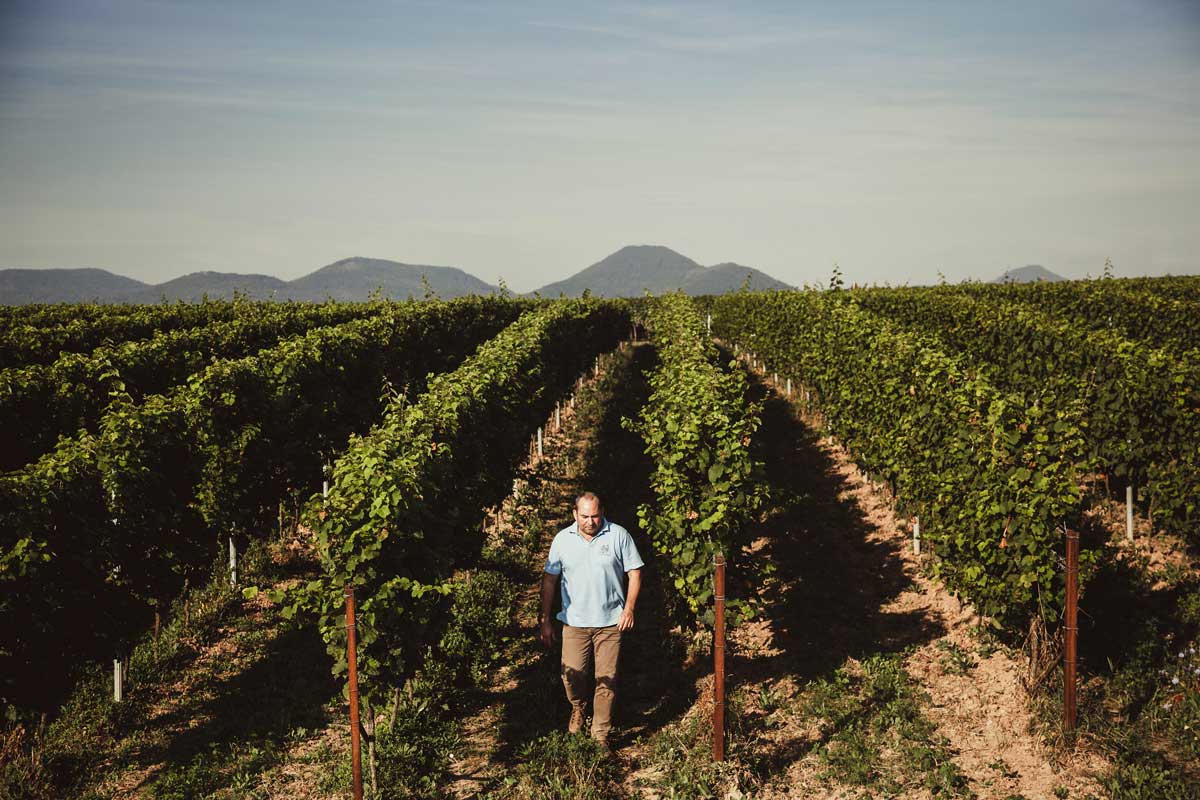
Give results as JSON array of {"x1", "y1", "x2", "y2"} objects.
[{"x1": 1, "y1": 1, "x2": 1198, "y2": 291}]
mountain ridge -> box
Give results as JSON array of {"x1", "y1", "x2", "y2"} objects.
[
  {"x1": 2, "y1": 253, "x2": 1085, "y2": 305},
  {"x1": 530, "y1": 245, "x2": 793, "y2": 297},
  {"x1": 0, "y1": 246, "x2": 797, "y2": 304},
  {"x1": 0, "y1": 259, "x2": 502, "y2": 305},
  {"x1": 991, "y1": 264, "x2": 1066, "y2": 283}
]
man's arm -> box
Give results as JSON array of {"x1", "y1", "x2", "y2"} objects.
[
  {"x1": 539, "y1": 571, "x2": 559, "y2": 647},
  {"x1": 617, "y1": 568, "x2": 642, "y2": 631}
]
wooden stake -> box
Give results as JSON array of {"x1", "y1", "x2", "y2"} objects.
[
  {"x1": 346, "y1": 587, "x2": 364, "y2": 800},
  {"x1": 537, "y1": 427, "x2": 543, "y2": 458},
  {"x1": 913, "y1": 517, "x2": 921, "y2": 556},
  {"x1": 1064, "y1": 528, "x2": 1080, "y2": 734},
  {"x1": 713, "y1": 553, "x2": 727, "y2": 762},
  {"x1": 1126, "y1": 485, "x2": 1135, "y2": 541}
]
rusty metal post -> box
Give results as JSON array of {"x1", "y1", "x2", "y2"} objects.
[
  {"x1": 713, "y1": 553, "x2": 727, "y2": 762},
  {"x1": 345, "y1": 586, "x2": 364, "y2": 800},
  {"x1": 1064, "y1": 528, "x2": 1079, "y2": 734},
  {"x1": 1126, "y1": 485, "x2": 1135, "y2": 541}
]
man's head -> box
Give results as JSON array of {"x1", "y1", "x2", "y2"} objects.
[{"x1": 573, "y1": 492, "x2": 603, "y2": 536}]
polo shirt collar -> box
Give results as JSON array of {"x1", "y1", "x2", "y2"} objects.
[{"x1": 571, "y1": 518, "x2": 611, "y2": 537}]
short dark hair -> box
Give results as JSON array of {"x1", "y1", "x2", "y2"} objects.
[{"x1": 574, "y1": 491, "x2": 602, "y2": 511}]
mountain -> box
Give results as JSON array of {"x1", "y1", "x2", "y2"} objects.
[
  {"x1": 286, "y1": 257, "x2": 498, "y2": 301},
  {"x1": 130, "y1": 271, "x2": 290, "y2": 303},
  {"x1": 532, "y1": 245, "x2": 792, "y2": 297},
  {"x1": 0, "y1": 268, "x2": 149, "y2": 305},
  {"x1": 534, "y1": 245, "x2": 699, "y2": 298},
  {"x1": 992, "y1": 265, "x2": 1066, "y2": 283},
  {"x1": 682, "y1": 262, "x2": 791, "y2": 295},
  {"x1": 0, "y1": 259, "x2": 500, "y2": 304},
  {"x1": 0, "y1": 247, "x2": 791, "y2": 304}
]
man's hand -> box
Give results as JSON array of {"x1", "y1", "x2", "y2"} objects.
[
  {"x1": 539, "y1": 619, "x2": 557, "y2": 648},
  {"x1": 618, "y1": 568, "x2": 641, "y2": 632},
  {"x1": 617, "y1": 607, "x2": 635, "y2": 631},
  {"x1": 539, "y1": 571, "x2": 559, "y2": 648}
]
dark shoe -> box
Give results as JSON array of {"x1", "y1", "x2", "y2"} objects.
[
  {"x1": 592, "y1": 736, "x2": 612, "y2": 754},
  {"x1": 568, "y1": 707, "x2": 586, "y2": 734}
]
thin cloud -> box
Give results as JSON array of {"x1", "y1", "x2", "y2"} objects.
[{"x1": 526, "y1": 18, "x2": 873, "y2": 53}]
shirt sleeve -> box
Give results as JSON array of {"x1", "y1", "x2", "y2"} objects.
[
  {"x1": 620, "y1": 529, "x2": 645, "y2": 572},
  {"x1": 544, "y1": 534, "x2": 563, "y2": 575}
]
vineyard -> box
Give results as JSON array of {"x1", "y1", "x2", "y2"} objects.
[{"x1": 1, "y1": 280, "x2": 1198, "y2": 799}]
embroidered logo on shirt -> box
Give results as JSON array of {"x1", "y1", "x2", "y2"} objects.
[{"x1": 600, "y1": 544, "x2": 611, "y2": 556}]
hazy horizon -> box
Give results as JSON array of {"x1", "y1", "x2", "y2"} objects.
[{"x1": 2, "y1": 1, "x2": 1198, "y2": 292}]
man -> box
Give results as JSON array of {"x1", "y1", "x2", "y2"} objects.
[{"x1": 540, "y1": 491, "x2": 644, "y2": 750}]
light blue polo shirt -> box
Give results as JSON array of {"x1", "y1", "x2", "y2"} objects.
[{"x1": 544, "y1": 518, "x2": 644, "y2": 628}]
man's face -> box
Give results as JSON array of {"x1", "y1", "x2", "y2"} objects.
[{"x1": 574, "y1": 498, "x2": 602, "y2": 536}]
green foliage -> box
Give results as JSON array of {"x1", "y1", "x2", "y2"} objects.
[
  {"x1": 852, "y1": 284, "x2": 1200, "y2": 542},
  {"x1": 1101, "y1": 755, "x2": 1200, "y2": 800},
  {"x1": 488, "y1": 732, "x2": 625, "y2": 800},
  {"x1": 949, "y1": 274, "x2": 1200, "y2": 353},
  {"x1": 0, "y1": 297, "x2": 527, "y2": 713},
  {"x1": 628, "y1": 293, "x2": 767, "y2": 623},
  {"x1": 805, "y1": 655, "x2": 974, "y2": 798},
  {"x1": 639, "y1": 706, "x2": 735, "y2": 797},
  {"x1": 935, "y1": 641, "x2": 977, "y2": 676},
  {"x1": 0, "y1": 302, "x2": 383, "y2": 470},
  {"x1": 423, "y1": 570, "x2": 517, "y2": 691},
  {"x1": 374, "y1": 697, "x2": 461, "y2": 800},
  {"x1": 711, "y1": 290, "x2": 1088, "y2": 623},
  {"x1": 2, "y1": 547, "x2": 245, "y2": 800},
  {"x1": 282, "y1": 300, "x2": 628, "y2": 714},
  {"x1": 0, "y1": 298, "x2": 244, "y2": 370}
]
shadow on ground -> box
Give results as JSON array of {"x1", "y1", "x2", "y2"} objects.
[
  {"x1": 729, "y1": 376, "x2": 947, "y2": 771},
  {"x1": 117, "y1": 604, "x2": 338, "y2": 795}
]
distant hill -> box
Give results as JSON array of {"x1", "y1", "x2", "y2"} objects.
[
  {"x1": 0, "y1": 247, "x2": 792, "y2": 305},
  {"x1": 992, "y1": 265, "x2": 1066, "y2": 283},
  {"x1": 532, "y1": 245, "x2": 792, "y2": 297},
  {"x1": 0, "y1": 258, "x2": 500, "y2": 305},
  {"x1": 683, "y1": 262, "x2": 790, "y2": 295},
  {"x1": 0, "y1": 268, "x2": 148, "y2": 304},
  {"x1": 287, "y1": 257, "x2": 498, "y2": 301},
  {"x1": 130, "y1": 272, "x2": 290, "y2": 303}
]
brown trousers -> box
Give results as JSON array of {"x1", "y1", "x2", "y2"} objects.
[{"x1": 561, "y1": 624, "x2": 622, "y2": 739}]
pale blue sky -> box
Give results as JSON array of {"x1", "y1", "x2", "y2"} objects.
[{"x1": 1, "y1": 0, "x2": 1198, "y2": 289}]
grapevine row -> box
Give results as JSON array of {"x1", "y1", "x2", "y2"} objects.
[
  {"x1": 0, "y1": 300, "x2": 248, "y2": 369},
  {"x1": 0, "y1": 297, "x2": 525, "y2": 711},
  {"x1": 853, "y1": 287, "x2": 1200, "y2": 541},
  {"x1": 711, "y1": 291, "x2": 1088, "y2": 624},
  {"x1": 278, "y1": 299, "x2": 629, "y2": 714},
  {"x1": 629, "y1": 293, "x2": 767, "y2": 623},
  {"x1": 949, "y1": 278, "x2": 1200, "y2": 353},
  {"x1": 0, "y1": 304, "x2": 395, "y2": 471}
]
